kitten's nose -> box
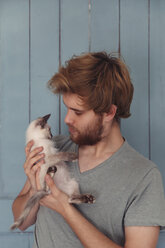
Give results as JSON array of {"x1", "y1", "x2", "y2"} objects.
[{"x1": 43, "y1": 114, "x2": 51, "y2": 122}]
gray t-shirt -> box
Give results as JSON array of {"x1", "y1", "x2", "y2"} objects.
[{"x1": 33, "y1": 136, "x2": 165, "y2": 247}]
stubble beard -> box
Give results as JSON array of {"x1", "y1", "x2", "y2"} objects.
[{"x1": 69, "y1": 115, "x2": 104, "y2": 146}]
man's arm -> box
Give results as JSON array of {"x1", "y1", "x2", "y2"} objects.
[
  {"x1": 125, "y1": 226, "x2": 160, "y2": 248},
  {"x1": 40, "y1": 175, "x2": 160, "y2": 248},
  {"x1": 12, "y1": 140, "x2": 45, "y2": 231},
  {"x1": 12, "y1": 179, "x2": 39, "y2": 231},
  {"x1": 63, "y1": 205, "x2": 160, "y2": 248}
]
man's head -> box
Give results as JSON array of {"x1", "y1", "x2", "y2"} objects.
[
  {"x1": 48, "y1": 51, "x2": 134, "y2": 123},
  {"x1": 62, "y1": 93, "x2": 104, "y2": 146}
]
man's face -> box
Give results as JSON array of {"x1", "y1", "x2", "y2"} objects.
[{"x1": 63, "y1": 93, "x2": 104, "y2": 146}]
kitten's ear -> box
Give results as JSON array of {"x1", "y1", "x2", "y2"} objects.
[{"x1": 38, "y1": 114, "x2": 51, "y2": 128}]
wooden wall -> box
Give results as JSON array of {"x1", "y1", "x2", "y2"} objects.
[{"x1": 0, "y1": 0, "x2": 165, "y2": 247}]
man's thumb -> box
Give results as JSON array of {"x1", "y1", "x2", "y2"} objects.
[
  {"x1": 45, "y1": 174, "x2": 59, "y2": 194},
  {"x1": 45, "y1": 174, "x2": 54, "y2": 186}
]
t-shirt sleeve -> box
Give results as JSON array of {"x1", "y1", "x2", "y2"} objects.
[{"x1": 124, "y1": 168, "x2": 165, "y2": 230}]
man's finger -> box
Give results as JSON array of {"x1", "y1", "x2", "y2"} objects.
[
  {"x1": 28, "y1": 147, "x2": 44, "y2": 160},
  {"x1": 36, "y1": 167, "x2": 41, "y2": 190},
  {"x1": 25, "y1": 140, "x2": 34, "y2": 156},
  {"x1": 45, "y1": 174, "x2": 59, "y2": 195}
]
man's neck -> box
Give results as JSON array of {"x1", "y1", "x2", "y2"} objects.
[{"x1": 78, "y1": 121, "x2": 124, "y2": 172}]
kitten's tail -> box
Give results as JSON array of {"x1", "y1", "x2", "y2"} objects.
[{"x1": 10, "y1": 190, "x2": 48, "y2": 230}]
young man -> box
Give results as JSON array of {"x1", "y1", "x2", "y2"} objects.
[{"x1": 12, "y1": 52, "x2": 165, "y2": 247}]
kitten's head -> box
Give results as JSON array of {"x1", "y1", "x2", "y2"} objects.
[{"x1": 26, "y1": 114, "x2": 52, "y2": 143}]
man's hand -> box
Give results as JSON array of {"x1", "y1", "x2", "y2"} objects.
[
  {"x1": 37, "y1": 173, "x2": 70, "y2": 217},
  {"x1": 23, "y1": 140, "x2": 45, "y2": 192},
  {"x1": 11, "y1": 140, "x2": 44, "y2": 231},
  {"x1": 36, "y1": 172, "x2": 122, "y2": 248}
]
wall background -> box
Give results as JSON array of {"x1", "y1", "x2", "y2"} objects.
[{"x1": 0, "y1": 0, "x2": 165, "y2": 247}]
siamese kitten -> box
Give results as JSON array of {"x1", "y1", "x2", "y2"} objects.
[{"x1": 10, "y1": 114, "x2": 95, "y2": 230}]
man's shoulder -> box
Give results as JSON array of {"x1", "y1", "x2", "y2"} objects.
[
  {"x1": 122, "y1": 141, "x2": 158, "y2": 174},
  {"x1": 116, "y1": 142, "x2": 163, "y2": 197},
  {"x1": 52, "y1": 135, "x2": 76, "y2": 152}
]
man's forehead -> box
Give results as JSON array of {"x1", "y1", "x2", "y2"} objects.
[{"x1": 62, "y1": 93, "x2": 86, "y2": 111}]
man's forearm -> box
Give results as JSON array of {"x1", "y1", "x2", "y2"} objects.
[
  {"x1": 63, "y1": 204, "x2": 122, "y2": 248},
  {"x1": 12, "y1": 179, "x2": 39, "y2": 230},
  {"x1": 12, "y1": 179, "x2": 32, "y2": 220}
]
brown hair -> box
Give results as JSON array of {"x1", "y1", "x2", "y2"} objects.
[{"x1": 48, "y1": 52, "x2": 134, "y2": 120}]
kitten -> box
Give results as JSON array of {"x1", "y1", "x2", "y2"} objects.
[{"x1": 10, "y1": 114, "x2": 95, "y2": 230}]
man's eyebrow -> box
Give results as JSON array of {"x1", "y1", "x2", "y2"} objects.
[
  {"x1": 63, "y1": 101, "x2": 85, "y2": 112},
  {"x1": 69, "y1": 107, "x2": 85, "y2": 113}
]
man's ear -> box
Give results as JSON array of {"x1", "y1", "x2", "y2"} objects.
[{"x1": 104, "y1": 104, "x2": 117, "y2": 122}]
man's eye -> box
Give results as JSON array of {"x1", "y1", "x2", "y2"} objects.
[{"x1": 75, "y1": 112, "x2": 82, "y2": 116}]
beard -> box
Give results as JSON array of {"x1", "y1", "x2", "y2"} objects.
[{"x1": 68, "y1": 115, "x2": 104, "y2": 146}]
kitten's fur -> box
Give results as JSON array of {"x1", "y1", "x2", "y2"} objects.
[{"x1": 10, "y1": 114, "x2": 95, "y2": 230}]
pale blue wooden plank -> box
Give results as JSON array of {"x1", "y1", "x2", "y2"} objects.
[
  {"x1": 0, "y1": 199, "x2": 14, "y2": 232},
  {"x1": 29, "y1": 233, "x2": 34, "y2": 247},
  {"x1": 0, "y1": 233, "x2": 29, "y2": 248},
  {"x1": 120, "y1": 0, "x2": 149, "y2": 158},
  {"x1": 91, "y1": 0, "x2": 119, "y2": 53},
  {"x1": 157, "y1": 231, "x2": 165, "y2": 248},
  {"x1": 150, "y1": 0, "x2": 165, "y2": 186},
  {"x1": 30, "y1": 0, "x2": 60, "y2": 135},
  {"x1": 0, "y1": 0, "x2": 29, "y2": 196},
  {"x1": 61, "y1": 0, "x2": 89, "y2": 61},
  {"x1": 0, "y1": 199, "x2": 34, "y2": 233},
  {"x1": 60, "y1": 0, "x2": 89, "y2": 134}
]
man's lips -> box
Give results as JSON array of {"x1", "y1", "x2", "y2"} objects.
[
  {"x1": 68, "y1": 126, "x2": 77, "y2": 134},
  {"x1": 69, "y1": 127, "x2": 73, "y2": 133}
]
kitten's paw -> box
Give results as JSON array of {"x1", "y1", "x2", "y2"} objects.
[
  {"x1": 67, "y1": 152, "x2": 78, "y2": 162},
  {"x1": 69, "y1": 194, "x2": 95, "y2": 204},
  {"x1": 47, "y1": 166, "x2": 57, "y2": 175},
  {"x1": 81, "y1": 194, "x2": 96, "y2": 204}
]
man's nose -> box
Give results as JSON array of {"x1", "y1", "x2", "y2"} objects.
[{"x1": 64, "y1": 110, "x2": 74, "y2": 125}]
